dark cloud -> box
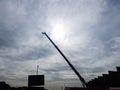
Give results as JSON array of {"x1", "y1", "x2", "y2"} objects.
[
  {"x1": 91, "y1": 67, "x2": 105, "y2": 73},
  {"x1": 107, "y1": 0, "x2": 120, "y2": 6},
  {"x1": 0, "y1": 47, "x2": 54, "y2": 61},
  {"x1": 0, "y1": 28, "x2": 17, "y2": 48},
  {"x1": 92, "y1": 1, "x2": 120, "y2": 41},
  {"x1": 0, "y1": 0, "x2": 120, "y2": 88},
  {"x1": 17, "y1": 47, "x2": 54, "y2": 61}
]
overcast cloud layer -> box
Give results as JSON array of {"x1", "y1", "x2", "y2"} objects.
[{"x1": 0, "y1": 0, "x2": 120, "y2": 89}]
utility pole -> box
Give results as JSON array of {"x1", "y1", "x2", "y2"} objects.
[{"x1": 42, "y1": 32, "x2": 88, "y2": 88}]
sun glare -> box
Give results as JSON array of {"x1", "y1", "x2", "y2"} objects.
[{"x1": 51, "y1": 20, "x2": 66, "y2": 41}]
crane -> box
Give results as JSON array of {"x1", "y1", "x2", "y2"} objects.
[{"x1": 42, "y1": 32, "x2": 88, "y2": 88}]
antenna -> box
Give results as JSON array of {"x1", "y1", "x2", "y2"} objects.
[{"x1": 36, "y1": 65, "x2": 39, "y2": 75}]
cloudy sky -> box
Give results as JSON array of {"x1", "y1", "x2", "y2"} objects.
[{"x1": 0, "y1": 0, "x2": 120, "y2": 89}]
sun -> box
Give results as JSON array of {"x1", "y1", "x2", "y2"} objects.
[{"x1": 50, "y1": 20, "x2": 66, "y2": 41}]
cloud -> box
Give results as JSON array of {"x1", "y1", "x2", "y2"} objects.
[{"x1": 0, "y1": 0, "x2": 120, "y2": 88}]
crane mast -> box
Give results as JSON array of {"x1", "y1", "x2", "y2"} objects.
[{"x1": 42, "y1": 32, "x2": 88, "y2": 88}]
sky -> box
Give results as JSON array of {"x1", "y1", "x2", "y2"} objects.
[{"x1": 0, "y1": 0, "x2": 120, "y2": 89}]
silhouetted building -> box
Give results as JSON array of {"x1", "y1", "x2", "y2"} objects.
[
  {"x1": 28, "y1": 75, "x2": 46, "y2": 90},
  {"x1": 28, "y1": 75, "x2": 44, "y2": 87},
  {"x1": 0, "y1": 81, "x2": 11, "y2": 89},
  {"x1": 65, "y1": 87, "x2": 87, "y2": 90},
  {"x1": 64, "y1": 87, "x2": 109, "y2": 90},
  {"x1": 88, "y1": 66, "x2": 120, "y2": 89}
]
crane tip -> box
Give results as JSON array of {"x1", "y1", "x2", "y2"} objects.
[{"x1": 42, "y1": 32, "x2": 46, "y2": 34}]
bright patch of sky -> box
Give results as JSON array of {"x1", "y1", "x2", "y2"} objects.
[{"x1": 0, "y1": 0, "x2": 120, "y2": 89}]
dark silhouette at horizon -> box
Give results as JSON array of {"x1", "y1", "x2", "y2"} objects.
[
  {"x1": 0, "y1": 81, "x2": 11, "y2": 89},
  {"x1": 0, "y1": 66, "x2": 120, "y2": 90},
  {"x1": 87, "y1": 66, "x2": 120, "y2": 89}
]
